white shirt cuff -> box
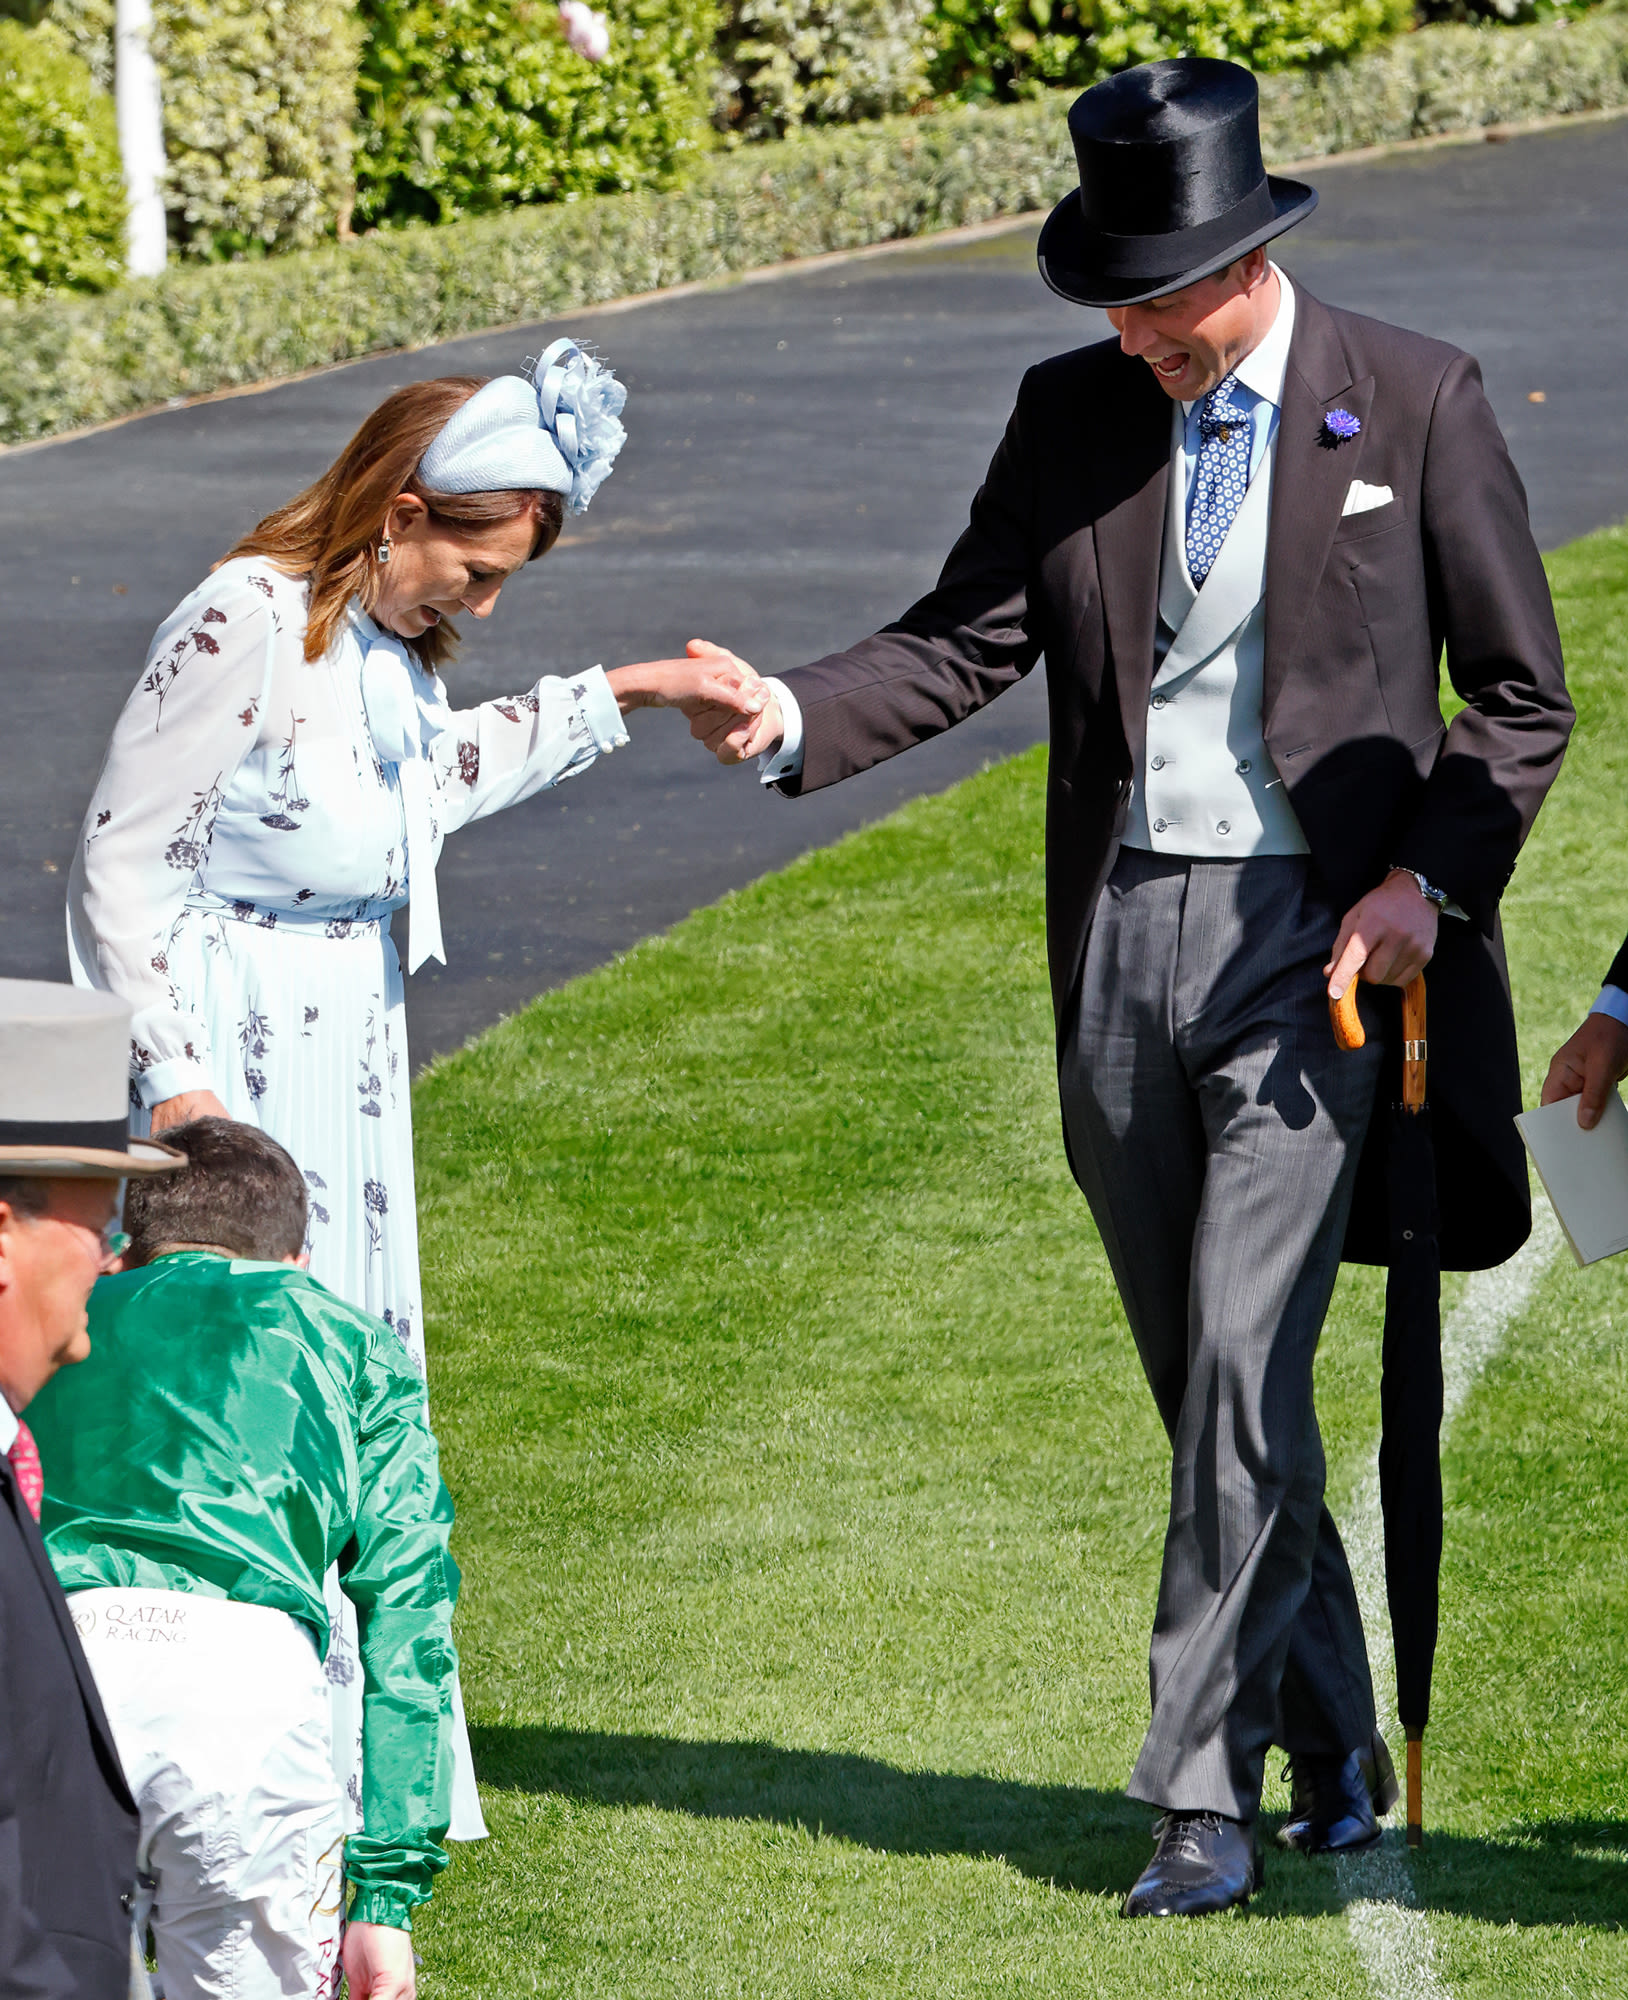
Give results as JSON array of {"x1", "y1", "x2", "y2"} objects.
[
  {"x1": 571, "y1": 666, "x2": 629, "y2": 754},
  {"x1": 138, "y1": 1055, "x2": 216, "y2": 1109},
  {"x1": 1590, "y1": 985, "x2": 1628, "y2": 1028},
  {"x1": 757, "y1": 677, "x2": 804, "y2": 786}
]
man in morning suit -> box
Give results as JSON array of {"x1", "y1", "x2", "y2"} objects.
[
  {"x1": 0, "y1": 979, "x2": 181, "y2": 1993},
  {"x1": 687, "y1": 59, "x2": 1573, "y2": 1914}
]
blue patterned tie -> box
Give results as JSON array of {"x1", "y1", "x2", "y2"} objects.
[{"x1": 1186, "y1": 373, "x2": 1253, "y2": 588}]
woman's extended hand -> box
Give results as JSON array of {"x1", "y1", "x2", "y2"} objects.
[
  {"x1": 606, "y1": 649, "x2": 768, "y2": 723},
  {"x1": 150, "y1": 1090, "x2": 231, "y2": 1134}
]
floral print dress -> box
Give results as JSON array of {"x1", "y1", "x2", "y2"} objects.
[{"x1": 68, "y1": 556, "x2": 630, "y2": 1837}]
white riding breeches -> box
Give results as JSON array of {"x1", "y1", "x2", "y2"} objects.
[{"x1": 69, "y1": 1588, "x2": 346, "y2": 2000}]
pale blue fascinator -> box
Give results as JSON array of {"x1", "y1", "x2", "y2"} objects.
[{"x1": 416, "y1": 337, "x2": 627, "y2": 515}]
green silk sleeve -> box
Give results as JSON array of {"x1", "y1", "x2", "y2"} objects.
[{"x1": 339, "y1": 1325, "x2": 457, "y2": 1929}]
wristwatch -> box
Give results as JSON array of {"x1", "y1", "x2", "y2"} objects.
[{"x1": 1391, "y1": 865, "x2": 1449, "y2": 911}]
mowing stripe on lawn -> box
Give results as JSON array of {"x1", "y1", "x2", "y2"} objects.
[{"x1": 1336, "y1": 1200, "x2": 1563, "y2": 1999}]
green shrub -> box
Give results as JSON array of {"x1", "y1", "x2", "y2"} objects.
[
  {"x1": 1417, "y1": 0, "x2": 1601, "y2": 19},
  {"x1": 0, "y1": 18, "x2": 124, "y2": 296},
  {"x1": 1097, "y1": 0, "x2": 1416, "y2": 73},
  {"x1": 1257, "y1": 11, "x2": 1628, "y2": 154},
  {"x1": 43, "y1": 0, "x2": 360, "y2": 258},
  {"x1": 155, "y1": 0, "x2": 362, "y2": 256},
  {"x1": 3, "y1": 12, "x2": 1626, "y2": 443},
  {"x1": 353, "y1": 0, "x2": 718, "y2": 228},
  {"x1": 930, "y1": 0, "x2": 1414, "y2": 106},
  {"x1": 714, "y1": 0, "x2": 936, "y2": 137},
  {"x1": 927, "y1": 0, "x2": 1095, "y2": 104},
  {"x1": 38, "y1": 0, "x2": 113, "y2": 90}
]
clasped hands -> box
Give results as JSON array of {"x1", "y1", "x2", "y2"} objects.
[{"x1": 611, "y1": 640, "x2": 784, "y2": 761}]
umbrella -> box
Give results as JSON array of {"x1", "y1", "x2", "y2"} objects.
[{"x1": 1331, "y1": 973, "x2": 1438, "y2": 1847}]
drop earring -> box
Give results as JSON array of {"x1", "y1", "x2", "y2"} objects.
[{"x1": 376, "y1": 536, "x2": 392, "y2": 564}]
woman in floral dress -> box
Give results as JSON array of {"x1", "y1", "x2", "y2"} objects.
[{"x1": 68, "y1": 343, "x2": 763, "y2": 1835}]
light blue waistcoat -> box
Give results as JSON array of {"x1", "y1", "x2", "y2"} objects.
[{"x1": 1122, "y1": 406, "x2": 1309, "y2": 859}]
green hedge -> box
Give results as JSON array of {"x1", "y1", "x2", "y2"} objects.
[
  {"x1": 715, "y1": 0, "x2": 936, "y2": 138},
  {"x1": 46, "y1": 0, "x2": 361, "y2": 259},
  {"x1": 3, "y1": 12, "x2": 1626, "y2": 444},
  {"x1": 354, "y1": 0, "x2": 718, "y2": 228},
  {"x1": 0, "y1": 18, "x2": 124, "y2": 297},
  {"x1": 929, "y1": 0, "x2": 1414, "y2": 106}
]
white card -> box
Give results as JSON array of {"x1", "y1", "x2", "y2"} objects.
[{"x1": 1515, "y1": 1090, "x2": 1628, "y2": 1266}]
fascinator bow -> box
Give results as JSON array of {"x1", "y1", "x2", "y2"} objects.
[{"x1": 357, "y1": 625, "x2": 453, "y2": 974}]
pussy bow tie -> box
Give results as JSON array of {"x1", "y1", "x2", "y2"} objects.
[{"x1": 357, "y1": 627, "x2": 452, "y2": 973}]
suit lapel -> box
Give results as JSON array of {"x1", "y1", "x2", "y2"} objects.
[
  {"x1": 1090, "y1": 359, "x2": 1170, "y2": 767},
  {"x1": 0, "y1": 1457, "x2": 135, "y2": 1806},
  {"x1": 1264, "y1": 289, "x2": 1373, "y2": 723}
]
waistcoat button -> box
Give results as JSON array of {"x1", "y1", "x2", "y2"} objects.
[
  {"x1": 1237, "y1": 759, "x2": 1251, "y2": 774},
  {"x1": 1217, "y1": 820, "x2": 1231, "y2": 835},
  {"x1": 1151, "y1": 695, "x2": 1167, "y2": 710},
  {"x1": 1151, "y1": 755, "x2": 1165, "y2": 770},
  {"x1": 1153, "y1": 818, "x2": 1168, "y2": 833}
]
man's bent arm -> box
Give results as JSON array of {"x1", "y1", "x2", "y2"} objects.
[
  {"x1": 1391, "y1": 352, "x2": 1573, "y2": 929},
  {"x1": 342, "y1": 1328, "x2": 457, "y2": 1932}
]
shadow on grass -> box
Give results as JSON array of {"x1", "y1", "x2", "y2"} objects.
[
  {"x1": 470, "y1": 1727, "x2": 1628, "y2": 1928},
  {"x1": 469, "y1": 1725, "x2": 1149, "y2": 1896}
]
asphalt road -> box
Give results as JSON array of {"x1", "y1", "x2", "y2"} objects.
[{"x1": 3, "y1": 116, "x2": 1624, "y2": 1065}]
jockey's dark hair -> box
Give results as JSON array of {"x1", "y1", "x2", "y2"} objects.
[{"x1": 122, "y1": 1117, "x2": 307, "y2": 1266}]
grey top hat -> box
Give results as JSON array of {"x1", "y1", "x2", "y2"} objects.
[{"x1": 0, "y1": 980, "x2": 181, "y2": 1178}]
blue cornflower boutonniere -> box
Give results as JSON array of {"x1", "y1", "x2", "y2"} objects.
[{"x1": 1320, "y1": 407, "x2": 1362, "y2": 448}]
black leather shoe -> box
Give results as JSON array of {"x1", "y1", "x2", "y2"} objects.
[
  {"x1": 1122, "y1": 1811, "x2": 1262, "y2": 1918},
  {"x1": 1277, "y1": 1732, "x2": 1399, "y2": 1855}
]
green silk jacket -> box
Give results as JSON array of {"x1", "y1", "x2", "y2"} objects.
[{"x1": 30, "y1": 1253, "x2": 456, "y2": 1930}]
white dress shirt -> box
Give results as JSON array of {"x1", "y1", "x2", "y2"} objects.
[
  {"x1": 756, "y1": 269, "x2": 1297, "y2": 791},
  {"x1": 1175, "y1": 263, "x2": 1294, "y2": 509}
]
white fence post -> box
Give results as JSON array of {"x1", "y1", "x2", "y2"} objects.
[{"x1": 115, "y1": 0, "x2": 167, "y2": 277}]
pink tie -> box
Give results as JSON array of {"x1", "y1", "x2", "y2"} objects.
[{"x1": 8, "y1": 1420, "x2": 43, "y2": 1522}]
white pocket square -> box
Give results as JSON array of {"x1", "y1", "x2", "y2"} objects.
[{"x1": 1341, "y1": 480, "x2": 1394, "y2": 518}]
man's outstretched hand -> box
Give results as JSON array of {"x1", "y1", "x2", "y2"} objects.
[
  {"x1": 1541, "y1": 1011, "x2": 1628, "y2": 1130},
  {"x1": 681, "y1": 640, "x2": 786, "y2": 763},
  {"x1": 1325, "y1": 869, "x2": 1439, "y2": 1001}
]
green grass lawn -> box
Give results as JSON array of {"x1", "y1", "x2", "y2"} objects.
[{"x1": 411, "y1": 524, "x2": 1628, "y2": 1997}]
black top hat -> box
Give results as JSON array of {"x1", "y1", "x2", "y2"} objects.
[{"x1": 1037, "y1": 57, "x2": 1317, "y2": 309}]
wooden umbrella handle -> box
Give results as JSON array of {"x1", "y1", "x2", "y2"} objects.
[
  {"x1": 1330, "y1": 974, "x2": 1427, "y2": 1111},
  {"x1": 1402, "y1": 973, "x2": 1427, "y2": 1112},
  {"x1": 1330, "y1": 984, "x2": 1365, "y2": 1051}
]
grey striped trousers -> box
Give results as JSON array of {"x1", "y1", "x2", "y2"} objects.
[{"x1": 1059, "y1": 847, "x2": 1384, "y2": 1821}]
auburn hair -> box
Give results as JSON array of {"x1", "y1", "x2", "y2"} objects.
[{"x1": 218, "y1": 376, "x2": 565, "y2": 670}]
